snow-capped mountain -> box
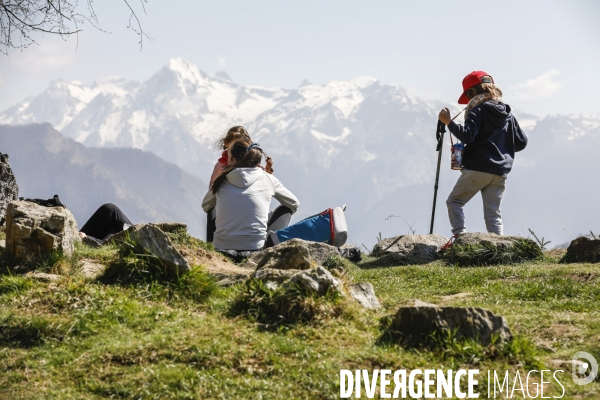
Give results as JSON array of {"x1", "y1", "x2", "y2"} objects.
[{"x1": 1, "y1": 58, "x2": 598, "y2": 247}]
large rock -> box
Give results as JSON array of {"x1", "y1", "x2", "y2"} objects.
[
  {"x1": 391, "y1": 300, "x2": 512, "y2": 346},
  {"x1": 562, "y1": 237, "x2": 600, "y2": 263},
  {"x1": 372, "y1": 234, "x2": 448, "y2": 263},
  {"x1": 0, "y1": 154, "x2": 19, "y2": 225},
  {"x1": 453, "y1": 232, "x2": 533, "y2": 249},
  {"x1": 246, "y1": 239, "x2": 341, "y2": 270},
  {"x1": 6, "y1": 200, "x2": 80, "y2": 262},
  {"x1": 348, "y1": 282, "x2": 381, "y2": 309},
  {"x1": 125, "y1": 223, "x2": 190, "y2": 274},
  {"x1": 287, "y1": 266, "x2": 343, "y2": 295}
]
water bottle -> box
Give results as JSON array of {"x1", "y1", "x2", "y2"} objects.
[{"x1": 451, "y1": 143, "x2": 464, "y2": 170}]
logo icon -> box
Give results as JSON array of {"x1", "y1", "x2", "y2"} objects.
[{"x1": 572, "y1": 351, "x2": 598, "y2": 385}]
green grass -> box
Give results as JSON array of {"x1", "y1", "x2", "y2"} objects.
[
  {"x1": 0, "y1": 242, "x2": 599, "y2": 399},
  {"x1": 443, "y1": 238, "x2": 544, "y2": 266}
]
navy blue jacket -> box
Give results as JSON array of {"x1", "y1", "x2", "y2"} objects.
[{"x1": 448, "y1": 101, "x2": 528, "y2": 177}]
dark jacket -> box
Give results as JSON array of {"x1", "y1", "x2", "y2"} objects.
[{"x1": 448, "y1": 101, "x2": 528, "y2": 177}]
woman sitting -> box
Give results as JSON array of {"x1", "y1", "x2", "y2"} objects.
[{"x1": 202, "y1": 141, "x2": 299, "y2": 261}]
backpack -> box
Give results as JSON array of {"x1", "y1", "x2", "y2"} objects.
[{"x1": 268, "y1": 206, "x2": 348, "y2": 247}]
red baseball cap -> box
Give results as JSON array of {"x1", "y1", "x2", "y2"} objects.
[{"x1": 458, "y1": 71, "x2": 494, "y2": 104}]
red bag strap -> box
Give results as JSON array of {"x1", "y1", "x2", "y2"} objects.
[{"x1": 321, "y1": 208, "x2": 335, "y2": 245}]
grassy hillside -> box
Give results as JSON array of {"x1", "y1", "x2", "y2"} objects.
[{"x1": 0, "y1": 236, "x2": 599, "y2": 399}]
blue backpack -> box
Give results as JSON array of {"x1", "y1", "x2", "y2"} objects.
[{"x1": 268, "y1": 206, "x2": 348, "y2": 247}]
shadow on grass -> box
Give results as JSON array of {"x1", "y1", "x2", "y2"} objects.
[{"x1": 0, "y1": 313, "x2": 67, "y2": 348}]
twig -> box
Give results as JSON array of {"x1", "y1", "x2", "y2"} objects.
[
  {"x1": 385, "y1": 214, "x2": 417, "y2": 234},
  {"x1": 528, "y1": 228, "x2": 551, "y2": 250},
  {"x1": 591, "y1": 231, "x2": 598, "y2": 240}
]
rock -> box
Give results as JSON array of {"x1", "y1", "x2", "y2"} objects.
[
  {"x1": 125, "y1": 223, "x2": 190, "y2": 274},
  {"x1": 348, "y1": 282, "x2": 381, "y2": 309},
  {"x1": 562, "y1": 237, "x2": 600, "y2": 263},
  {"x1": 246, "y1": 239, "x2": 340, "y2": 270},
  {"x1": 215, "y1": 275, "x2": 248, "y2": 287},
  {"x1": 0, "y1": 153, "x2": 19, "y2": 226},
  {"x1": 154, "y1": 222, "x2": 187, "y2": 233},
  {"x1": 25, "y1": 272, "x2": 62, "y2": 282},
  {"x1": 339, "y1": 244, "x2": 362, "y2": 262},
  {"x1": 5, "y1": 200, "x2": 80, "y2": 262},
  {"x1": 453, "y1": 232, "x2": 533, "y2": 250},
  {"x1": 372, "y1": 234, "x2": 448, "y2": 263},
  {"x1": 79, "y1": 259, "x2": 105, "y2": 279},
  {"x1": 287, "y1": 266, "x2": 343, "y2": 295},
  {"x1": 391, "y1": 300, "x2": 512, "y2": 346},
  {"x1": 251, "y1": 267, "x2": 300, "y2": 284}
]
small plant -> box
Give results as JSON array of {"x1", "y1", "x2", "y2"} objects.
[{"x1": 528, "y1": 228, "x2": 551, "y2": 250}]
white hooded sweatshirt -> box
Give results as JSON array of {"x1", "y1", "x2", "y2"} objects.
[{"x1": 202, "y1": 167, "x2": 300, "y2": 251}]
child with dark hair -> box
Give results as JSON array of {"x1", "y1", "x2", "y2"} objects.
[{"x1": 438, "y1": 71, "x2": 528, "y2": 237}]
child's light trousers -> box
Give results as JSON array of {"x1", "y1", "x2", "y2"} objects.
[{"x1": 446, "y1": 169, "x2": 506, "y2": 236}]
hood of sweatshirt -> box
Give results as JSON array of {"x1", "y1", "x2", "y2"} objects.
[
  {"x1": 225, "y1": 167, "x2": 264, "y2": 188},
  {"x1": 480, "y1": 101, "x2": 512, "y2": 128}
]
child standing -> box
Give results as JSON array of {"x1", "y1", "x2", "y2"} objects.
[{"x1": 438, "y1": 71, "x2": 528, "y2": 237}]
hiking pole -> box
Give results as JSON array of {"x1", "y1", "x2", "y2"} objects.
[
  {"x1": 429, "y1": 108, "x2": 466, "y2": 234},
  {"x1": 429, "y1": 120, "x2": 446, "y2": 234}
]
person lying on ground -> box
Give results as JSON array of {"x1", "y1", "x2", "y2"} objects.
[
  {"x1": 202, "y1": 140, "x2": 299, "y2": 262},
  {"x1": 79, "y1": 203, "x2": 133, "y2": 245},
  {"x1": 438, "y1": 71, "x2": 528, "y2": 238}
]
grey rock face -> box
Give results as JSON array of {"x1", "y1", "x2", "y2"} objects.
[
  {"x1": 0, "y1": 153, "x2": 18, "y2": 225},
  {"x1": 348, "y1": 282, "x2": 381, "y2": 309},
  {"x1": 246, "y1": 239, "x2": 340, "y2": 270},
  {"x1": 453, "y1": 233, "x2": 533, "y2": 250},
  {"x1": 6, "y1": 200, "x2": 80, "y2": 262},
  {"x1": 287, "y1": 266, "x2": 343, "y2": 295},
  {"x1": 25, "y1": 272, "x2": 62, "y2": 282},
  {"x1": 125, "y1": 223, "x2": 190, "y2": 274},
  {"x1": 392, "y1": 300, "x2": 512, "y2": 346},
  {"x1": 372, "y1": 234, "x2": 448, "y2": 262},
  {"x1": 563, "y1": 237, "x2": 600, "y2": 263},
  {"x1": 79, "y1": 259, "x2": 105, "y2": 279}
]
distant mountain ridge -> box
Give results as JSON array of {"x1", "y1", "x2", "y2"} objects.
[
  {"x1": 1, "y1": 59, "x2": 599, "y2": 247},
  {"x1": 0, "y1": 124, "x2": 207, "y2": 237}
]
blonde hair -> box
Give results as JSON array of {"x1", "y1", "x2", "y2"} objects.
[
  {"x1": 215, "y1": 126, "x2": 251, "y2": 150},
  {"x1": 465, "y1": 82, "x2": 503, "y2": 101}
]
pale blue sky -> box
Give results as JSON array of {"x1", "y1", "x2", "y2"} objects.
[{"x1": 1, "y1": 0, "x2": 598, "y2": 116}]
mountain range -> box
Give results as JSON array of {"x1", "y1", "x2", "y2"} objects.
[
  {"x1": 0, "y1": 124, "x2": 207, "y2": 237},
  {"x1": 1, "y1": 58, "x2": 598, "y2": 248}
]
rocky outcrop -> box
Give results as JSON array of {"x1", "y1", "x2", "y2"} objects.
[
  {"x1": 245, "y1": 239, "x2": 340, "y2": 270},
  {"x1": 288, "y1": 266, "x2": 343, "y2": 295},
  {"x1": 562, "y1": 237, "x2": 600, "y2": 263},
  {"x1": 348, "y1": 282, "x2": 381, "y2": 309},
  {"x1": 6, "y1": 200, "x2": 80, "y2": 262},
  {"x1": 372, "y1": 234, "x2": 448, "y2": 263},
  {"x1": 0, "y1": 153, "x2": 19, "y2": 225},
  {"x1": 453, "y1": 232, "x2": 535, "y2": 250},
  {"x1": 124, "y1": 224, "x2": 190, "y2": 274},
  {"x1": 79, "y1": 259, "x2": 106, "y2": 279},
  {"x1": 391, "y1": 300, "x2": 512, "y2": 346}
]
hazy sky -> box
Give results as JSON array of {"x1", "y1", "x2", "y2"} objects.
[{"x1": 1, "y1": 0, "x2": 599, "y2": 116}]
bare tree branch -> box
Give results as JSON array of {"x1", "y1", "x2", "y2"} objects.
[{"x1": 0, "y1": 0, "x2": 150, "y2": 54}]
